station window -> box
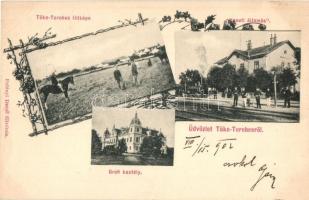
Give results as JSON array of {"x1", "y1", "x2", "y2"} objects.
[{"x1": 254, "y1": 61, "x2": 259, "y2": 70}]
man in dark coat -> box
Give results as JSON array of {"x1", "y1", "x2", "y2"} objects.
[
  {"x1": 233, "y1": 87, "x2": 239, "y2": 107},
  {"x1": 241, "y1": 87, "x2": 247, "y2": 107},
  {"x1": 283, "y1": 86, "x2": 292, "y2": 108},
  {"x1": 113, "y1": 64, "x2": 124, "y2": 90},
  {"x1": 213, "y1": 88, "x2": 218, "y2": 99},
  {"x1": 254, "y1": 88, "x2": 262, "y2": 109},
  {"x1": 50, "y1": 72, "x2": 63, "y2": 92},
  {"x1": 131, "y1": 59, "x2": 139, "y2": 86}
]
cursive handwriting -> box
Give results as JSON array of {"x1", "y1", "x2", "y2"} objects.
[
  {"x1": 223, "y1": 154, "x2": 276, "y2": 191},
  {"x1": 250, "y1": 164, "x2": 276, "y2": 191},
  {"x1": 184, "y1": 135, "x2": 278, "y2": 191},
  {"x1": 223, "y1": 154, "x2": 256, "y2": 167}
]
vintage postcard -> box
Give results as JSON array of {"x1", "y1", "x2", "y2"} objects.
[{"x1": 1, "y1": 1, "x2": 309, "y2": 200}]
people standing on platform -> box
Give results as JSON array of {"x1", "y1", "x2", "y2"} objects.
[
  {"x1": 241, "y1": 87, "x2": 247, "y2": 107},
  {"x1": 265, "y1": 88, "x2": 272, "y2": 107},
  {"x1": 283, "y1": 86, "x2": 292, "y2": 108},
  {"x1": 233, "y1": 87, "x2": 239, "y2": 107},
  {"x1": 254, "y1": 88, "x2": 262, "y2": 109},
  {"x1": 213, "y1": 88, "x2": 218, "y2": 99},
  {"x1": 246, "y1": 93, "x2": 251, "y2": 107}
]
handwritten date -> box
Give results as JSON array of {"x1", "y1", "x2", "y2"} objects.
[{"x1": 183, "y1": 136, "x2": 236, "y2": 157}]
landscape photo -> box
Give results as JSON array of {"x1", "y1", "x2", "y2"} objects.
[
  {"x1": 27, "y1": 22, "x2": 175, "y2": 126},
  {"x1": 91, "y1": 107, "x2": 175, "y2": 166},
  {"x1": 175, "y1": 31, "x2": 300, "y2": 122}
]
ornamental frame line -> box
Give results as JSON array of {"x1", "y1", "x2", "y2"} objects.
[{"x1": 4, "y1": 13, "x2": 148, "y2": 137}]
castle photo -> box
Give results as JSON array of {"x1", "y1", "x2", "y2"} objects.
[
  {"x1": 101, "y1": 112, "x2": 168, "y2": 154},
  {"x1": 91, "y1": 108, "x2": 174, "y2": 166}
]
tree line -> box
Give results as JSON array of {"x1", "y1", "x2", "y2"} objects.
[
  {"x1": 91, "y1": 129, "x2": 173, "y2": 159},
  {"x1": 178, "y1": 63, "x2": 298, "y2": 94}
]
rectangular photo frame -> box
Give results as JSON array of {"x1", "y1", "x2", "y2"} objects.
[
  {"x1": 91, "y1": 107, "x2": 175, "y2": 166},
  {"x1": 25, "y1": 20, "x2": 175, "y2": 131},
  {"x1": 175, "y1": 30, "x2": 300, "y2": 122}
]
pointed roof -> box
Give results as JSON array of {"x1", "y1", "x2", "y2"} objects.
[
  {"x1": 130, "y1": 111, "x2": 142, "y2": 126},
  {"x1": 215, "y1": 40, "x2": 296, "y2": 65},
  {"x1": 103, "y1": 128, "x2": 110, "y2": 136}
]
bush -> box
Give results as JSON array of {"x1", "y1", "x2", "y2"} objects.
[
  {"x1": 91, "y1": 129, "x2": 102, "y2": 156},
  {"x1": 102, "y1": 145, "x2": 119, "y2": 155}
]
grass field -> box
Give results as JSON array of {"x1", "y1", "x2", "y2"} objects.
[
  {"x1": 38, "y1": 57, "x2": 175, "y2": 125},
  {"x1": 91, "y1": 154, "x2": 173, "y2": 166}
]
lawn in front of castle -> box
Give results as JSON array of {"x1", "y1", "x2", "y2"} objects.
[{"x1": 91, "y1": 154, "x2": 173, "y2": 166}]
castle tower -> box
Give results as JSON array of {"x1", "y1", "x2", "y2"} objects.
[
  {"x1": 129, "y1": 112, "x2": 142, "y2": 134},
  {"x1": 127, "y1": 112, "x2": 143, "y2": 153}
]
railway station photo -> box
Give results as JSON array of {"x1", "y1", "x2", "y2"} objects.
[{"x1": 175, "y1": 31, "x2": 300, "y2": 122}]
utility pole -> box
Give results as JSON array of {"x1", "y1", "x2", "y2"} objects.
[{"x1": 273, "y1": 72, "x2": 277, "y2": 107}]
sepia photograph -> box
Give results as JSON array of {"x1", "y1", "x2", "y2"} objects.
[
  {"x1": 175, "y1": 31, "x2": 300, "y2": 122},
  {"x1": 91, "y1": 107, "x2": 174, "y2": 166},
  {"x1": 27, "y1": 21, "x2": 175, "y2": 126}
]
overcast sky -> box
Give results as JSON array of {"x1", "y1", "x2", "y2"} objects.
[
  {"x1": 28, "y1": 21, "x2": 163, "y2": 80},
  {"x1": 175, "y1": 31, "x2": 300, "y2": 83},
  {"x1": 92, "y1": 107, "x2": 175, "y2": 147}
]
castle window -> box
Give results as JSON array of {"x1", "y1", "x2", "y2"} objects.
[
  {"x1": 130, "y1": 127, "x2": 133, "y2": 132},
  {"x1": 254, "y1": 61, "x2": 259, "y2": 70},
  {"x1": 136, "y1": 137, "x2": 139, "y2": 142},
  {"x1": 240, "y1": 63, "x2": 244, "y2": 68},
  {"x1": 284, "y1": 50, "x2": 287, "y2": 54},
  {"x1": 130, "y1": 137, "x2": 132, "y2": 142},
  {"x1": 136, "y1": 128, "x2": 139, "y2": 132}
]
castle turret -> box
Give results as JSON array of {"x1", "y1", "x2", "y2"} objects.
[{"x1": 129, "y1": 112, "x2": 142, "y2": 134}]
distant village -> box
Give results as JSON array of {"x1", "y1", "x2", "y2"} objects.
[{"x1": 45, "y1": 44, "x2": 164, "y2": 80}]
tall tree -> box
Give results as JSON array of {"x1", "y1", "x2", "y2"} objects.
[
  {"x1": 277, "y1": 67, "x2": 297, "y2": 89},
  {"x1": 220, "y1": 63, "x2": 236, "y2": 90},
  {"x1": 91, "y1": 129, "x2": 102, "y2": 156},
  {"x1": 246, "y1": 74, "x2": 256, "y2": 92},
  {"x1": 294, "y1": 47, "x2": 301, "y2": 78},
  {"x1": 253, "y1": 68, "x2": 272, "y2": 90},
  {"x1": 117, "y1": 138, "x2": 127, "y2": 154},
  {"x1": 207, "y1": 66, "x2": 222, "y2": 89},
  {"x1": 140, "y1": 134, "x2": 164, "y2": 157},
  {"x1": 179, "y1": 69, "x2": 202, "y2": 86},
  {"x1": 234, "y1": 65, "x2": 249, "y2": 88}
]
